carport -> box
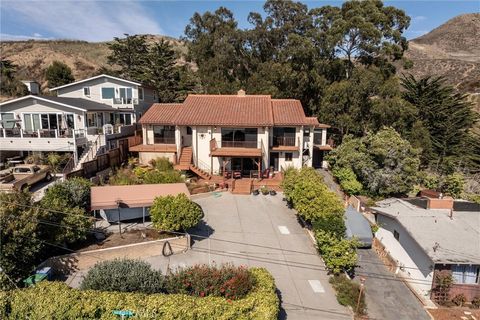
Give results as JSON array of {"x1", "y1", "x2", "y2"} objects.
[{"x1": 90, "y1": 183, "x2": 190, "y2": 223}]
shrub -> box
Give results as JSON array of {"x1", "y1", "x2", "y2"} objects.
[
  {"x1": 150, "y1": 193, "x2": 203, "y2": 231},
  {"x1": 80, "y1": 259, "x2": 164, "y2": 294},
  {"x1": 312, "y1": 213, "x2": 346, "y2": 240},
  {"x1": 166, "y1": 264, "x2": 254, "y2": 299},
  {"x1": 109, "y1": 168, "x2": 141, "y2": 185},
  {"x1": 432, "y1": 270, "x2": 453, "y2": 305},
  {"x1": 41, "y1": 177, "x2": 92, "y2": 210},
  {"x1": 315, "y1": 230, "x2": 358, "y2": 274},
  {"x1": 442, "y1": 173, "x2": 465, "y2": 198},
  {"x1": 150, "y1": 157, "x2": 174, "y2": 171},
  {"x1": 283, "y1": 167, "x2": 344, "y2": 223},
  {"x1": 1, "y1": 268, "x2": 279, "y2": 320},
  {"x1": 451, "y1": 293, "x2": 467, "y2": 307},
  {"x1": 471, "y1": 296, "x2": 480, "y2": 309},
  {"x1": 332, "y1": 167, "x2": 362, "y2": 195},
  {"x1": 329, "y1": 275, "x2": 366, "y2": 315}
]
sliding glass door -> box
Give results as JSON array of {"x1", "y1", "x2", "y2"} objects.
[{"x1": 221, "y1": 128, "x2": 258, "y2": 148}]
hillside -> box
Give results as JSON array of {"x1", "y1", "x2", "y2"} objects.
[
  {"x1": 0, "y1": 35, "x2": 187, "y2": 92},
  {"x1": 403, "y1": 13, "x2": 480, "y2": 94}
]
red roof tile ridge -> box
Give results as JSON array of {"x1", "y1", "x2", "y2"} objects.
[{"x1": 187, "y1": 94, "x2": 272, "y2": 98}]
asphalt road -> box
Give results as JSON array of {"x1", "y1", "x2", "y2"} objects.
[{"x1": 356, "y1": 249, "x2": 431, "y2": 320}]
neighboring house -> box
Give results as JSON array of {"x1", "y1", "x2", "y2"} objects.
[
  {"x1": 21, "y1": 80, "x2": 40, "y2": 95},
  {"x1": 49, "y1": 74, "x2": 158, "y2": 120},
  {"x1": 0, "y1": 95, "x2": 137, "y2": 166},
  {"x1": 90, "y1": 183, "x2": 190, "y2": 222},
  {"x1": 372, "y1": 197, "x2": 480, "y2": 303},
  {"x1": 130, "y1": 90, "x2": 332, "y2": 178}
]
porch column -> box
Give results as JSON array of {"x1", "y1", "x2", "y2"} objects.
[
  {"x1": 299, "y1": 126, "x2": 304, "y2": 168},
  {"x1": 175, "y1": 126, "x2": 182, "y2": 162},
  {"x1": 264, "y1": 127, "x2": 270, "y2": 171},
  {"x1": 308, "y1": 128, "x2": 314, "y2": 167}
]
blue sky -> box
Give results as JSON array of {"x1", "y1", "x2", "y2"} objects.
[{"x1": 1, "y1": 1, "x2": 478, "y2": 42}]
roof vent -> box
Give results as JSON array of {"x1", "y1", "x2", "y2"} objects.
[{"x1": 237, "y1": 89, "x2": 246, "y2": 97}]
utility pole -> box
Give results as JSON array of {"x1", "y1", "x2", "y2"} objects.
[{"x1": 356, "y1": 277, "x2": 366, "y2": 315}]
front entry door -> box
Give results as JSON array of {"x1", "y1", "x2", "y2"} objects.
[{"x1": 269, "y1": 152, "x2": 279, "y2": 171}]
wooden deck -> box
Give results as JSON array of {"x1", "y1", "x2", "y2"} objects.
[
  {"x1": 129, "y1": 144, "x2": 177, "y2": 153},
  {"x1": 270, "y1": 145, "x2": 299, "y2": 152},
  {"x1": 206, "y1": 172, "x2": 283, "y2": 193}
]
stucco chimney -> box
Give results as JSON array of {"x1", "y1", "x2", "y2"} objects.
[{"x1": 237, "y1": 89, "x2": 246, "y2": 97}]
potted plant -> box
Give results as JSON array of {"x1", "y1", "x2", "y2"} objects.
[
  {"x1": 269, "y1": 189, "x2": 277, "y2": 196},
  {"x1": 260, "y1": 186, "x2": 269, "y2": 195},
  {"x1": 252, "y1": 189, "x2": 260, "y2": 196}
]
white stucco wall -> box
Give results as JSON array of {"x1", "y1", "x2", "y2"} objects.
[
  {"x1": 376, "y1": 215, "x2": 435, "y2": 299},
  {"x1": 139, "y1": 152, "x2": 176, "y2": 164}
]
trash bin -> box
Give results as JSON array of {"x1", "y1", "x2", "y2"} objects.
[
  {"x1": 23, "y1": 273, "x2": 48, "y2": 287},
  {"x1": 35, "y1": 267, "x2": 53, "y2": 280}
]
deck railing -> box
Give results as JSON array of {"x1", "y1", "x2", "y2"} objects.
[
  {"x1": 272, "y1": 136, "x2": 296, "y2": 146},
  {"x1": 1, "y1": 128, "x2": 77, "y2": 138},
  {"x1": 153, "y1": 137, "x2": 176, "y2": 144},
  {"x1": 221, "y1": 140, "x2": 258, "y2": 148}
]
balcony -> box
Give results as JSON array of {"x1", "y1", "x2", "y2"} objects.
[
  {"x1": 0, "y1": 128, "x2": 86, "y2": 152},
  {"x1": 221, "y1": 140, "x2": 258, "y2": 148},
  {"x1": 129, "y1": 136, "x2": 176, "y2": 153},
  {"x1": 113, "y1": 97, "x2": 139, "y2": 106},
  {"x1": 271, "y1": 136, "x2": 299, "y2": 152},
  {"x1": 210, "y1": 138, "x2": 262, "y2": 157}
]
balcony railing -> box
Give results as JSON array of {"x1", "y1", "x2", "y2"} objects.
[
  {"x1": 221, "y1": 140, "x2": 258, "y2": 148},
  {"x1": 1, "y1": 128, "x2": 77, "y2": 139},
  {"x1": 113, "y1": 97, "x2": 139, "y2": 105},
  {"x1": 154, "y1": 137, "x2": 176, "y2": 144},
  {"x1": 272, "y1": 136, "x2": 296, "y2": 147}
]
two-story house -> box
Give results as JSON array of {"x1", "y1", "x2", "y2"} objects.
[
  {"x1": 0, "y1": 74, "x2": 157, "y2": 168},
  {"x1": 130, "y1": 90, "x2": 332, "y2": 179}
]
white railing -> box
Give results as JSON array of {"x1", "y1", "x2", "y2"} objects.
[
  {"x1": 113, "y1": 97, "x2": 138, "y2": 105},
  {"x1": 0, "y1": 128, "x2": 81, "y2": 139}
]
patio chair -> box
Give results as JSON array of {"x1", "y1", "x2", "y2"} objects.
[
  {"x1": 223, "y1": 171, "x2": 231, "y2": 179},
  {"x1": 233, "y1": 171, "x2": 242, "y2": 179},
  {"x1": 261, "y1": 169, "x2": 270, "y2": 179}
]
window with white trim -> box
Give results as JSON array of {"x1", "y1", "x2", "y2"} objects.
[
  {"x1": 452, "y1": 265, "x2": 480, "y2": 284},
  {"x1": 83, "y1": 87, "x2": 90, "y2": 96},
  {"x1": 138, "y1": 87, "x2": 144, "y2": 101},
  {"x1": 0, "y1": 112, "x2": 15, "y2": 129},
  {"x1": 101, "y1": 87, "x2": 115, "y2": 99}
]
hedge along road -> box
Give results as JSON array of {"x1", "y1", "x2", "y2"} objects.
[{"x1": 146, "y1": 193, "x2": 352, "y2": 320}]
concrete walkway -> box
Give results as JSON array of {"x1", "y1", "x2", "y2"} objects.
[
  {"x1": 146, "y1": 193, "x2": 352, "y2": 320},
  {"x1": 356, "y1": 249, "x2": 431, "y2": 320}
]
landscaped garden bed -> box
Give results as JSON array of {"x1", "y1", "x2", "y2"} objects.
[{"x1": 0, "y1": 262, "x2": 279, "y2": 320}]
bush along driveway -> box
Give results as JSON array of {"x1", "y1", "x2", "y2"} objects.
[{"x1": 146, "y1": 192, "x2": 352, "y2": 320}]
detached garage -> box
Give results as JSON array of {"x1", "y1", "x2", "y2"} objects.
[{"x1": 91, "y1": 183, "x2": 190, "y2": 222}]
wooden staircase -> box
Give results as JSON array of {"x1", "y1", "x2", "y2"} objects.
[
  {"x1": 175, "y1": 146, "x2": 193, "y2": 170},
  {"x1": 175, "y1": 147, "x2": 212, "y2": 180},
  {"x1": 231, "y1": 179, "x2": 253, "y2": 195},
  {"x1": 189, "y1": 164, "x2": 212, "y2": 180}
]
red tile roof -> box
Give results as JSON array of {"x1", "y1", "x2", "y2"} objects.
[
  {"x1": 272, "y1": 99, "x2": 311, "y2": 125},
  {"x1": 176, "y1": 95, "x2": 273, "y2": 126},
  {"x1": 139, "y1": 94, "x2": 322, "y2": 127},
  {"x1": 139, "y1": 103, "x2": 182, "y2": 124}
]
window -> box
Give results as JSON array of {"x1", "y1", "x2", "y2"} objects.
[
  {"x1": 119, "y1": 87, "x2": 133, "y2": 103},
  {"x1": 394, "y1": 230, "x2": 400, "y2": 241},
  {"x1": 86, "y1": 113, "x2": 97, "y2": 127},
  {"x1": 0, "y1": 112, "x2": 15, "y2": 129},
  {"x1": 273, "y1": 127, "x2": 296, "y2": 146},
  {"x1": 24, "y1": 113, "x2": 74, "y2": 131},
  {"x1": 41, "y1": 114, "x2": 49, "y2": 129},
  {"x1": 49, "y1": 114, "x2": 58, "y2": 129},
  {"x1": 115, "y1": 113, "x2": 132, "y2": 125},
  {"x1": 186, "y1": 126, "x2": 192, "y2": 135},
  {"x1": 83, "y1": 87, "x2": 90, "y2": 96},
  {"x1": 153, "y1": 125, "x2": 175, "y2": 144},
  {"x1": 285, "y1": 152, "x2": 293, "y2": 162},
  {"x1": 221, "y1": 128, "x2": 258, "y2": 148},
  {"x1": 138, "y1": 87, "x2": 144, "y2": 101},
  {"x1": 101, "y1": 87, "x2": 115, "y2": 99},
  {"x1": 452, "y1": 265, "x2": 480, "y2": 284}
]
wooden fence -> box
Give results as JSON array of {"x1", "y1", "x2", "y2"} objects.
[{"x1": 65, "y1": 138, "x2": 129, "y2": 179}]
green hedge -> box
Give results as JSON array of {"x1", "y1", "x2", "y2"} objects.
[{"x1": 0, "y1": 268, "x2": 279, "y2": 320}]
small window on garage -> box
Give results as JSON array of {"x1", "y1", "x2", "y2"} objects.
[
  {"x1": 394, "y1": 230, "x2": 400, "y2": 241},
  {"x1": 285, "y1": 152, "x2": 293, "y2": 162}
]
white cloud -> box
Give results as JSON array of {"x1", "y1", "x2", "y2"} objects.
[
  {"x1": 412, "y1": 16, "x2": 427, "y2": 22},
  {"x1": 2, "y1": 0, "x2": 164, "y2": 42},
  {"x1": 0, "y1": 32, "x2": 53, "y2": 41}
]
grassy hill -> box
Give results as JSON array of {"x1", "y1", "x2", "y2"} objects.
[{"x1": 0, "y1": 35, "x2": 187, "y2": 93}]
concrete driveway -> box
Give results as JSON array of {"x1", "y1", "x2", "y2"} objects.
[
  {"x1": 147, "y1": 193, "x2": 351, "y2": 320},
  {"x1": 356, "y1": 249, "x2": 430, "y2": 320}
]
